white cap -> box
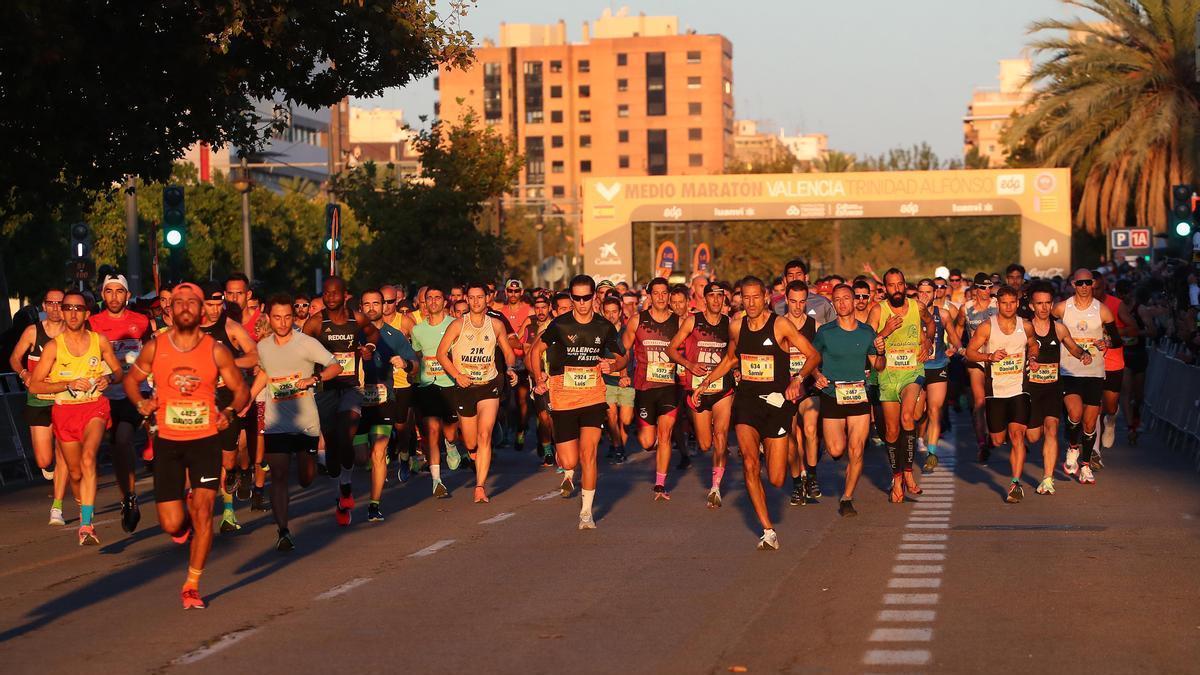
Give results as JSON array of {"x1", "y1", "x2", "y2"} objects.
[{"x1": 102, "y1": 274, "x2": 129, "y2": 291}]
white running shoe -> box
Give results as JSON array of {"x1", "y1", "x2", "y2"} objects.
[
  {"x1": 757, "y1": 529, "x2": 779, "y2": 551},
  {"x1": 1064, "y1": 447, "x2": 1080, "y2": 476},
  {"x1": 578, "y1": 512, "x2": 596, "y2": 530},
  {"x1": 1078, "y1": 464, "x2": 1095, "y2": 484},
  {"x1": 707, "y1": 488, "x2": 722, "y2": 509},
  {"x1": 49, "y1": 507, "x2": 65, "y2": 525},
  {"x1": 1101, "y1": 414, "x2": 1116, "y2": 449},
  {"x1": 1036, "y1": 477, "x2": 1056, "y2": 495},
  {"x1": 41, "y1": 467, "x2": 55, "y2": 481}
]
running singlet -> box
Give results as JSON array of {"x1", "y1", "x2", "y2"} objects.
[
  {"x1": 150, "y1": 333, "x2": 219, "y2": 441},
  {"x1": 1060, "y1": 299, "x2": 1105, "y2": 378},
  {"x1": 48, "y1": 332, "x2": 110, "y2": 405},
  {"x1": 1027, "y1": 320, "x2": 1061, "y2": 386},
  {"x1": 24, "y1": 322, "x2": 56, "y2": 405},
  {"x1": 684, "y1": 313, "x2": 732, "y2": 394},
  {"x1": 450, "y1": 315, "x2": 500, "y2": 385},
  {"x1": 925, "y1": 306, "x2": 949, "y2": 369},
  {"x1": 410, "y1": 316, "x2": 454, "y2": 387},
  {"x1": 500, "y1": 303, "x2": 532, "y2": 338},
  {"x1": 383, "y1": 313, "x2": 412, "y2": 388},
  {"x1": 200, "y1": 315, "x2": 242, "y2": 390},
  {"x1": 89, "y1": 310, "x2": 150, "y2": 400},
  {"x1": 541, "y1": 313, "x2": 624, "y2": 410},
  {"x1": 735, "y1": 314, "x2": 790, "y2": 400},
  {"x1": 1102, "y1": 294, "x2": 1125, "y2": 371},
  {"x1": 962, "y1": 300, "x2": 996, "y2": 341},
  {"x1": 632, "y1": 310, "x2": 680, "y2": 390},
  {"x1": 787, "y1": 314, "x2": 816, "y2": 378},
  {"x1": 876, "y1": 299, "x2": 924, "y2": 374},
  {"x1": 813, "y1": 321, "x2": 877, "y2": 400},
  {"x1": 319, "y1": 314, "x2": 358, "y2": 390},
  {"x1": 984, "y1": 316, "x2": 1026, "y2": 399}
]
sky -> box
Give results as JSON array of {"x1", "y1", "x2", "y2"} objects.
[{"x1": 359, "y1": 0, "x2": 1077, "y2": 161}]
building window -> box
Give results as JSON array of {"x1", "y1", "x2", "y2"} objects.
[
  {"x1": 523, "y1": 61, "x2": 544, "y2": 124},
  {"x1": 483, "y1": 62, "x2": 502, "y2": 121},
  {"x1": 550, "y1": 110, "x2": 563, "y2": 123},
  {"x1": 688, "y1": 102, "x2": 702, "y2": 115},
  {"x1": 551, "y1": 160, "x2": 564, "y2": 174},
  {"x1": 579, "y1": 110, "x2": 591, "y2": 122},
  {"x1": 580, "y1": 135, "x2": 592, "y2": 148},
  {"x1": 618, "y1": 130, "x2": 629, "y2": 143},
  {"x1": 617, "y1": 104, "x2": 629, "y2": 118},
  {"x1": 549, "y1": 60, "x2": 562, "y2": 73},
  {"x1": 552, "y1": 185, "x2": 565, "y2": 197},
  {"x1": 688, "y1": 128, "x2": 702, "y2": 141},
  {"x1": 617, "y1": 78, "x2": 628, "y2": 92},
  {"x1": 617, "y1": 53, "x2": 628, "y2": 66},
  {"x1": 687, "y1": 50, "x2": 702, "y2": 64},
  {"x1": 647, "y1": 129, "x2": 667, "y2": 175},
  {"x1": 646, "y1": 52, "x2": 666, "y2": 116},
  {"x1": 578, "y1": 84, "x2": 590, "y2": 98},
  {"x1": 578, "y1": 59, "x2": 590, "y2": 73},
  {"x1": 687, "y1": 76, "x2": 702, "y2": 89},
  {"x1": 618, "y1": 155, "x2": 630, "y2": 169},
  {"x1": 550, "y1": 85, "x2": 562, "y2": 98},
  {"x1": 688, "y1": 153, "x2": 703, "y2": 167},
  {"x1": 525, "y1": 136, "x2": 545, "y2": 185},
  {"x1": 724, "y1": 79, "x2": 732, "y2": 95},
  {"x1": 551, "y1": 135, "x2": 563, "y2": 148},
  {"x1": 580, "y1": 160, "x2": 592, "y2": 173}
]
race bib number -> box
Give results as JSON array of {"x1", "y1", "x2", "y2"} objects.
[
  {"x1": 993, "y1": 353, "x2": 1024, "y2": 377},
  {"x1": 334, "y1": 351, "x2": 357, "y2": 376},
  {"x1": 423, "y1": 356, "x2": 445, "y2": 379},
  {"x1": 740, "y1": 354, "x2": 775, "y2": 382},
  {"x1": 360, "y1": 383, "x2": 388, "y2": 406},
  {"x1": 886, "y1": 349, "x2": 917, "y2": 371},
  {"x1": 165, "y1": 399, "x2": 210, "y2": 432},
  {"x1": 646, "y1": 361, "x2": 675, "y2": 384},
  {"x1": 563, "y1": 366, "x2": 599, "y2": 390},
  {"x1": 269, "y1": 374, "x2": 305, "y2": 401},
  {"x1": 690, "y1": 374, "x2": 722, "y2": 395},
  {"x1": 460, "y1": 362, "x2": 492, "y2": 385},
  {"x1": 789, "y1": 351, "x2": 807, "y2": 377},
  {"x1": 1029, "y1": 363, "x2": 1059, "y2": 384},
  {"x1": 834, "y1": 380, "x2": 867, "y2": 405}
]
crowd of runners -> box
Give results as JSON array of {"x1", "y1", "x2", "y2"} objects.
[{"x1": 7, "y1": 255, "x2": 1171, "y2": 609}]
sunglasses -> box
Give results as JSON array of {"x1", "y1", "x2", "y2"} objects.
[
  {"x1": 506, "y1": 289, "x2": 521, "y2": 294},
  {"x1": 294, "y1": 302, "x2": 310, "y2": 308},
  {"x1": 571, "y1": 293, "x2": 595, "y2": 302},
  {"x1": 949, "y1": 277, "x2": 962, "y2": 282},
  {"x1": 382, "y1": 298, "x2": 397, "y2": 304},
  {"x1": 976, "y1": 283, "x2": 993, "y2": 290},
  {"x1": 43, "y1": 300, "x2": 62, "y2": 307},
  {"x1": 61, "y1": 304, "x2": 87, "y2": 312},
  {"x1": 853, "y1": 293, "x2": 871, "y2": 299},
  {"x1": 1074, "y1": 279, "x2": 1094, "y2": 287},
  {"x1": 934, "y1": 284, "x2": 947, "y2": 290}
]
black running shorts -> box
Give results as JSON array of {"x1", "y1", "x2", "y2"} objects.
[
  {"x1": 985, "y1": 393, "x2": 1031, "y2": 434},
  {"x1": 155, "y1": 435, "x2": 222, "y2": 502}
]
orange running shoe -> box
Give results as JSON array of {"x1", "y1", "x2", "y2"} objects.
[{"x1": 181, "y1": 588, "x2": 206, "y2": 610}]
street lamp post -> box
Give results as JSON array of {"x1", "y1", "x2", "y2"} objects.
[
  {"x1": 231, "y1": 156, "x2": 254, "y2": 281},
  {"x1": 534, "y1": 215, "x2": 545, "y2": 288}
]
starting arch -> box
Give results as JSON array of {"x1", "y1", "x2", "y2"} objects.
[{"x1": 581, "y1": 168, "x2": 1071, "y2": 282}]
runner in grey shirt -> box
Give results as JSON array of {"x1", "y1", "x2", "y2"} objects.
[{"x1": 771, "y1": 258, "x2": 836, "y2": 324}]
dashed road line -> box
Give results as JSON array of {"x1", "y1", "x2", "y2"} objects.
[
  {"x1": 315, "y1": 577, "x2": 372, "y2": 600},
  {"x1": 172, "y1": 628, "x2": 261, "y2": 665},
  {"x1": 408, "y1": 539, "x2": 456, "y2": 558},
  {"x1": 479, "y1": 512, "x2": 515, "y2": 524}
]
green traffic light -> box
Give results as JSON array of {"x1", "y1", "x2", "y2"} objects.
[
  {"x1": 165, "y1": 229, "x2": 184, "y2": 247},
  {"x1": 1175, "y1": 221, "x2": 1192, "y2": 237}
]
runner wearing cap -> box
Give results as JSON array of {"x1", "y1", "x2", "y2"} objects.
[
  {"x1": 499, "y1": 279, "x2": 533, "y2": 449},
  {"x1": 956, "y1": 272, "x2": 998, "y2": 461}
]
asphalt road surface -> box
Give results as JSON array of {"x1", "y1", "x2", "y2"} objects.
[{"x1": 2, "y1": 411, "x2": 1198, "y2": 674}]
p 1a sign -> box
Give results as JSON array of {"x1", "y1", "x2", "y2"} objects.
[{"x1": 1110, "y1": 228, "x2": 1151, "y2": 250}]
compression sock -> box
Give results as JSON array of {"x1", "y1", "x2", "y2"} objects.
[
  {"x1": 431, "y1": 464, "x2": 442, "y2": 483},
  {"x1": 370, "y1": 499, "x2": 380, "y2": 508},
  {"x1": 1066, "y1": 416, "x2": 1082, "y2": 448},
  {"x1": 183, "y1": 566, "x2": 203, "y2": 591},
  {"x1": 580, "y1": 489, "x2": 596, "y2": 516},
  {"x1": 222, "y1": 491, "x2": 234, "y2": 514},
  {"x1": 655, "y1": 471, "x2": 666, "y2": 488},
  {"x1": 792, "y1": 473, "x2": 804, "y2": 489},
  {"x1": 339, "y1": 468, "x2": 352, "y2": 498},
  {"x1": 81, "y1": 504, "x2": 94, "y2": 526},
  {"x1": 1081, "y1": 429, "x2": 1097, "y2": 463},
  {"x1": 52, "y1": 498, "x2": 63, "y2": 511},
  {"x1": 712, "y1": 467, "x2": 725, "y2": 489},
  {"x1": 901, "y1": 428, "x2": 916, "y2": 470},
  {"x1": 805, "y1": 461, "x2": 818, "y2": 479},
  {"x1": 884, "y1": 440, "x2": 900, "y2": 474}
]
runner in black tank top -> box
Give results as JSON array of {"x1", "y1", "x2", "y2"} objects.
[{"x1": 780, "y1": 281, "x2": 822, "y2": 505}]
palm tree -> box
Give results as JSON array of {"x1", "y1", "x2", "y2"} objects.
[{"x1": 1005, "y1": 0, "x2": 1200, "y2": 234}]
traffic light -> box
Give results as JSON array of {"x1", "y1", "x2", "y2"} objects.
[
  {"x1": 162, "y1": 185, "x2": 186, "y2": 248},
  {"x1": 68, "y1": 222, "x2": 92, "y2": 259},
  {"x1": 325, "y1": 203, "x2": 342, "y2": 271}
]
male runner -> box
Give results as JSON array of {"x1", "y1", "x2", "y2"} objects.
[
  {"x1": 251, "y1": 294, "x2": 342, "y2": 550},
  {"x1": 1053, "y1": 269, "x2": 1119, "y2": 484},
  {"x1": 381, "y1": 284, "x2": 417, "y2": 479},
  {"x1": 667, "y1": 284, "x2": 695, "y2": 470},
  {"x1": 530, "y1": 275, "x2": 628, "y2": 529},
  {"x1": 437, "y1": 283, "x2": 519, "y2": 503},
  {"x1": 1094, "y1": 274, "x2": 1138, "y2": 462},
  {"x1": 225, "y1": 273, "x2": 267, "y2": 507},
  {"x1": 10, "y1": 289, "x2": 72, "y2": 524},
  {"x1": 622, "y1": 278, "x2": 681, "y2": 500},
  {"x1": 781, "y1": 280, "x2": 821, "y2": 505},
  {"x1": 956, "y1": 272, "x2": 998, "y2": 460},
  {"x1": 88, "y1": 274, "x2": 150, "y2": 533},
  {"x1": 601, "y1": 295, "x2": 634, "y2": 464},
  {"x1": 694, "y1": 276, "x2": 818, "y2": 550},
  {"x1": 667, "y1": 281, "x2": 735, "y2": 508},
  {"x1": 410, "y1": 286, "x2": 460, "y2": 497},
  {"x1": 811, "y1": 284, "x2": 883, "y2": 517},
  {"x1": 772, "y1": 259, "x2": 836, "y2": 324},
  {"x1": 28, "y1": 291, "x2": 124, "y2": 545},
  {"x1": 527, "y1": 294, "x2": 559, "y2": 466},
  {"x1": 869, "y1": 268, "x2": 934, "y2": 502},
  {"x1": 915, "y1": 278, "x2": 960, "y2": 471},
  {"x1": 500, "y1": 279, "x2": 533, "y2": 450},
  {"x1": 124, "y1": 282, "x2": 248, "y2": 609},
  {"x1": 302, "y1": 276, "x2": 379, "y2": 522}
]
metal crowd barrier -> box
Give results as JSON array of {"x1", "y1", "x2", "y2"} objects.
[
  {"x1": 1143, "y1": 345, "x2": 1200, "y2": 473},
  {"x1": 0, "y1": 371, "x2": 34, "y2": 484}
]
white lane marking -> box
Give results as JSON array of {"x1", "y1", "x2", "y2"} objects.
[
  {"x1": 479, "y1": 512, "x2": 514, "y2": 524},
  {"x1": 892, "y1": 565, "x2": 944, "y2": 574},
  {"x1": 883, "y1": 593, "x2": 939, "y2": 605},
  {"x1": 877, "y1": 609, "x2": 936, "y2": 622},
  {"x1": 869, "y1": 627, "x2": 933, "y2": 642},
  {"x1": 914, "y1": 502, "x2": 953, "y2": 509},
  {"x1": 914, "y1": 496, "x2": 954, "y2": 502},
  {"x1": 534, "y1": 491, "x2": 560, "y2": 501},
  {"x1": 917, "y1": 488, "x2": 955, "y2": 494},
  {"x1": 900, "y1": 543, "x2": 946, "y2": 551},
  {"x1": 906, "y1": 523, "x2": 950, "y2": 529},
  {"x1": 903, "y1": 533, "x2": 947, "y2": 541},
  {"x1": 909, "y1": 515, "x2": 951, "y2": 520},
  {"x1": 862, "y1": 649, "x2": 931, "y2": 666},
  {"x1": 408, "y1": 539, "x2": 456, "y2": 558},
  {"x1": 888, "y1": 577, "x2": 941, "y2": 589},
  {"x1": 897, "y1": 553, "x2": 946, "y2": 561},
  {"x1": 173, "y1": 628, "x2": 261, "y2": 665},
  {"x1": 315, "y1": 577, "x2": 372, "y2": 600}
]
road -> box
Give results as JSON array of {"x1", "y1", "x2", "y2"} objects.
[{"x1": 1, "y1": 411, "x2": 1198, "y2": 674}]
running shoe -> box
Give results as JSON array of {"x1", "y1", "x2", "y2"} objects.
[
  {"x1": 250, "y1": 488, "x2": 269, "y2": 512},
  {"x1": 219, "y1": 511, "x2": 241, "y2": 533},
  {"x1": 275, "y1": 531, "x2": 295, "y2": 552},
  {"x1": 41, "y1": 466, "x2": 54, "y2": 481},
  {"x1": 1078, "y1": 464, "x2": 1096, "y2": 484},
  {"x1": 49, "y1": 507, "x2": 65, "y2": 526},
  {"x1": 1101, "y1": 414, "x2": 1116, "y2": 449},
  {"x1": 224, "y1": 470, "x2": 240, "y2": 497},
  {"x1": 653, "y1": 484, "x2": 671, "y2": 501},
  {"x1": 433, "y1": 480, "x2": 449, "y2": 499},
  {"x1": 707, "y1": 488, "x2": 722, "y2": 509},
  {"x1": 838, "y1": 499, "x2": 858, "y2": 517},
  {"x1": 789, "y1": 484, "x2": 805, "y2": 506},
  {"x1": 181, "y1": 588, "x2": 206, "y2": 610},
  {"x1": 120, "y1": 495, "x2": 141, "y2": 533},
  {"x1": 368, "y1": 503, "x2": 385, "y2": 522},
  {"x1": 614, "y1": 450, "x2": 626, "y2": 464},
  {"x1": 541, "y1": 450, "x2": 556, "y2": 468},
  {"x1": 757, "y1": 529, "x2": 779, "y2": 551},
  {"x1": 78, "y1": 525, "x2": 99, "y2": 546},
  {"x1": 235, "y1": 469, "x2": 253, "y2": 501},
  {"x1": 397, "y1": 460, "x2": 411, "y2": 483},
  {"x1": 902, "y1": 470, "x2": 923, "y2": 496},
  {"x1": 806, "y1": 473, "x2": 822, "y2": 499},
  {"x1": 923, "y1": 453, "x2": 939, "y2": 473},
  {"x1": 559, "y1": 475, "x2": 574, "y2": 498},
  {"x1": 445, "y1": 440, "x2": 461, "y2": 470},
  {"x1": 473, "y1": 486, "x2": 489, "y2": 504},
  {"x1": 578, "y1": 512, "x2": 596, "y2": 530},
  {"x1": 1006, "y1": 482, "x2": 1024, "y2": 504},
  {"x1": 1036, "y1": 477, "x2": 1056, "y2": 495},
  {"x1": 172, "y1": 525, "x2": 192, "y2": 545},
  {"x1": 1063, "y1": 447, "x2": 1080, "y2": 476},
  {"x1": 410, "y1": 454, "x2": 423, "y2": 474},
  {"x1": 516, "y1": 430, "x2": 526, "y2": 450},
  {"x1": 1091, "y1": 447, "x2": 1105, "y2": 470},
  {"x1": 335, "y1": 498, "x2": 352, "y2": 527}
]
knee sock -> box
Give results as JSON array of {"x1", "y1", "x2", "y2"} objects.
[
  {"x1": 712, "y1": 466, "x2": 725, "y2": 489},
  {"x1": 1081, "y1": 429, "x2": 1097, "y2": 463},
  {"x1": 81, "y1": 504, "x2": 94, "y2": 526},
  {"x1": 1066, "y1": 417, "x2": 1082, "y2": 448},
  {"x1": 792, "y1": 473, "x2": 803, "y2": 488},
  {"x1": 805, "y1": 460, "x2": 817, "y2": 478},
  {"x1": 580, "y1": 488, "x2": 595, "y2": 515},
  {"x1": 184, "y1": 566, "x2": 203, "y2": 591},
  {"x1": 885, "y1": 440, "x2": 900, "y2": 475},
  {"x1": 901, "y1": 428, "x2": 916, "y2": 470}
]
